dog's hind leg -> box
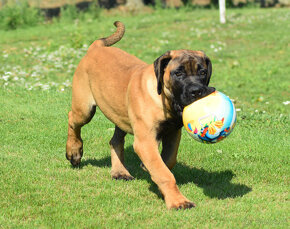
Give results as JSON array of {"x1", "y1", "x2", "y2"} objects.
[
  {"x1": 110, "y1": 126, "x2": 134, "y2": 180},
  {"x1": 66, "y1": 72, "x2": 96, "y2": 166}
]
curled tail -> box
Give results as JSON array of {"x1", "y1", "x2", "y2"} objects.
[
  {"x1": 101, "y1": 21, "x2": 125, "y2": 46},
  {"x1": 89, "y1": 21, "x2": 125, "y2": 49}
]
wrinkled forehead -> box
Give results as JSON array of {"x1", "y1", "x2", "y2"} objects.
[{"x1": 169, "y1": 50, "x2": 207, "y2": 74}]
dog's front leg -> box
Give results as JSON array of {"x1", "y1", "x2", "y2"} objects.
[
  {"x1": 133, "y1": 126, "x2": 195, "y2": 210},
  {"x1": 161, "y1": 129, "x2": 181, "y2": 170}
]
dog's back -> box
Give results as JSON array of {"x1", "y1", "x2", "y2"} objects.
[{"x1": 73, "y1": 22, "x2": 148, "y2": 133}]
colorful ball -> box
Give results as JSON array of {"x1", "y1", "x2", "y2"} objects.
[{"x1": 182, "y1": 91, "x2": 236, "y2": 143}]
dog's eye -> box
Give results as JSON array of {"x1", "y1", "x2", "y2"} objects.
[
  {"x1": 199, "y1": 69, "x2": 207, "y2": 76},
  {"x1": 174, "y1": 71, "x2": 184, "y2": 77}
]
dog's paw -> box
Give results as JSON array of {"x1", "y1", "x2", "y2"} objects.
[
  {"x1": 112, "y1": 174, "x2": 134, "y2": 181},
  {"x1": 175, "y1": 201, "x2": 196, "y2": 210},
  {"x1": 166, "y1": 196, "x2": 196, "y2": 210},
  {"x1": 66, "y1": 145, "x2": 83, "y2": 167}
]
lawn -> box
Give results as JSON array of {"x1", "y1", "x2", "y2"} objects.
[{"x1": 0, "y1": 7, "x2": 289, "y2": 228}]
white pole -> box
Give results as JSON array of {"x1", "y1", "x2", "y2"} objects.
[{"x1": 219, "y1": 0, "x2": 226, "y2": 24}]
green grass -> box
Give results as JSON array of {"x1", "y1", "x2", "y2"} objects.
[{"x1": 0, "y1": 8, "x2": 289, "y2": 228}]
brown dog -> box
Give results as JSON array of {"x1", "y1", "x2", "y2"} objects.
[{"x1": 66, "y1": 21, "x2": 215, "y2": 209}]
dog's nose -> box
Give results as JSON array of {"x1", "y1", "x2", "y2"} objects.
[
  {"x1": 186, "y1": 86, "x2": 215, "y2": 102},
  {"x1": 188, "y1": 88, "x2": 202, "y2": 99},
  {"x1": 187, "y1": 87, "x2": 205, "y2": 101},
  {"x1": 182, "y1": 84, "x2": 216, "y2": 107}
]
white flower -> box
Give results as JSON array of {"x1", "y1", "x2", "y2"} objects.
[
  {"x1": 159, "y1": 40, "x2": 169, "y2": 44},
  {"x1": 31, "y1": 72, "x2": 38, "y2": 77},
  {"x1": 282, "y1": 101, "x2": 290, "y2": 105},
  {"x1": 2, "y1": 75, "x2": 10, "y2": 81},
  {"x1": 236, "y1": 108, "x2": 241, "y2": 112},
  {"x1": 41, "y1": 84, "x2": 50, "y2": 90}
]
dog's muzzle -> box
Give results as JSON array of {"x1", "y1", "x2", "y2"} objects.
[
  {"x1": 181, "y1": 83, "x2": 215, "y2": 107},
  {"x1": 171, "y1": 80, "x2": 215, "y2": 120}
]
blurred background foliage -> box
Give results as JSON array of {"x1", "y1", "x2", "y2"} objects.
[{"x1": 0, "y1": 0, "x2": 289, "y2": 30}]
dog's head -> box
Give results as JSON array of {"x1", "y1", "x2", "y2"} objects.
[{"x1": 154, "y1": 50, "x2": 215, "y2": 116}]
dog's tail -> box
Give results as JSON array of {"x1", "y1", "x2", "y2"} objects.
[
  {"x1": 89, "y1": 21, "x2": 125, "y2": 49},
  {"x1": 101, "y1": 21, "x2": 125, "y2": 46}
]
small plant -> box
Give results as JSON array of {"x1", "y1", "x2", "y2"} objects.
[
  {"x1": 87, "y1": 0, "x2": 102, "y2": 19},
  {"x1": 60, "y1": 1, "x2": 101, "y2": 23},
  {"x1": 70, "y1": 31, "x2": 85, "y2": 49},
  {"x1": 0, "y1": 2, "x2": 43, "y2": 30},
  {"x1": 154, "y1": 0, "x2": 164, "y2": 9},
  {"x1": 60, "y1": 4, "x2": 79, "y2": 22}
]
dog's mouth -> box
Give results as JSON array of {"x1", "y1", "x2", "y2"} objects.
[
  {"x1": 181, "y1": 85, "x2": 215, "y2": 106},
  {"x1": 172, "y1": 86, "x2": 215, "y2": 119}
]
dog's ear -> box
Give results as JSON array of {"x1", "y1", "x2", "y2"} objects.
[
  {"x1": 205, "y1": 56, "x2": 212, "y2": 86},
  {"x1": 154, "y1": 51, "x2": 171, "y2": 95}
]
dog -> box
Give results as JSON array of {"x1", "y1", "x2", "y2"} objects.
[{"x1": 66, "y1": 21, "x2": 215, "y2": 209}]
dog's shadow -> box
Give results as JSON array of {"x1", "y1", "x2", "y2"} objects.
[{"x1": 79, "y1": 146, "x2": 252, "y2": 200}]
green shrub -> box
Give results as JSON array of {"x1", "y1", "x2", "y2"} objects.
[
  {"x1": 70, "y1": 30, "x2": 85, "y2": 49},
  {"x1": 60, "y1": 4, "x2": 79, "y2": 22},
  {"x1": 60, "y1": 1, "x2": 101, "y2": 23},
  {"x1": 0, "y1": 2, "x2": 43, "y2": 30},
  {"x1": 86, "y1": 0, "x2": 102, "y2": 19}
]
